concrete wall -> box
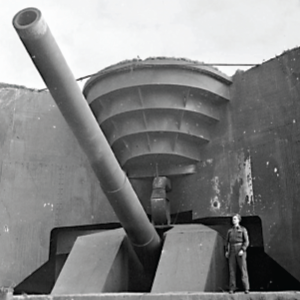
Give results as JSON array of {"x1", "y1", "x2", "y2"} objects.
[
  {"x1": 228, "y1": 48, "x2": 300, "y2": 280},
  {"x1": 1, "y1": 47, "x2": 300, "y2": 287},
  {"x1": 131, "y1": 48, "x2": 300, "y2": 282},
  {"x1": 0, "y1": 85, "x2": 117, "y2": 287}
]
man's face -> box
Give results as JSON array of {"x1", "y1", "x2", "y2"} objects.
[{"x1": 232, "y1": 215, "x2": 239, "y2": 226}]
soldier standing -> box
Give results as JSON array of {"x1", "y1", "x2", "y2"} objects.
[
  {"x1": 225, "y1": 214, "x2": 250, "y2": 294},
  {"x1": 150, "y1": 176, "x2": 171, "y2": 225}
]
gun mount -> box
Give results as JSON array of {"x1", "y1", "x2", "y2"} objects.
[
  {"x1": 8, "y1": 5, "x2": 300, "y2": 298},
  {"x1": 12, "y1": 7, "x2": 232, "y2": 294}
]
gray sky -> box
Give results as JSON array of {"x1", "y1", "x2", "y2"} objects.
[{"x1": 1, "y1": 0, "x2": 300, "y2": 89}]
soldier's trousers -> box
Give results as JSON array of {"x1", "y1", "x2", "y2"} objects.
[{"x1": 228, "y1": 244, "x2": 250, "y2": 291}]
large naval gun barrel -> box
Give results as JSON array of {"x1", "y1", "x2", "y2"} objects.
[{"x1": 13, "y1": 7, "x2": 160, "y2": 267}]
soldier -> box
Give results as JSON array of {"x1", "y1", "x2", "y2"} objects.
[
  {"x1": 225, "y1": 214, "x2": 250, "y2": 294},
  {"x1": 150, "y1": 176, "x2": 171, "y2": 225}
]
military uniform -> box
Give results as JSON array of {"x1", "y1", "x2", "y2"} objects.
[{"x1": 226, "y1": 225, "x2": 250, "y2": 292}]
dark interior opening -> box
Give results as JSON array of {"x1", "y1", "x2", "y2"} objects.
[
  {"x1": 16, "y1": 10, "x2": 38, "y2": 26},
  {"x1": 14, "y1": 223, "x2": 121, "y2": 295},
  {"x1": 14, "y1": 216, "x2": 300, "y2": 294}
]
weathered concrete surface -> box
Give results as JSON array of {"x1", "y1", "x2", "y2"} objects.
[
  {"x1": 131, "y1": 48, "x2": 300, "y2": 285},
  {"x1": 11, "y1": 291, "x2": 300, "y2": 300},
  {"x1": 226, "y1": 48, "x2": 300, "y2": 282},
  {"x1": 0, "y1": 85, "x2": 117, "y2": 288}
]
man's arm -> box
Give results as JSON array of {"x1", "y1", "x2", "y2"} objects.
[
  {"x1": 166, "y1": 178, "x2": 171, "y2": 192},
  {"x1": 225, "y1": 229, "x2": 230, "y2": 257},
  {"x1": 241, "y1": 227, "x2": 249, "y2": 251}
]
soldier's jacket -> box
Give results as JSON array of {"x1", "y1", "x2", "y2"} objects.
[{"x1": 226, "y1": 225, "x2": 249, "y2": 252}]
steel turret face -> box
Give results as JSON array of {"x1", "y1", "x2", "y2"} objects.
[{"x1": 83, "y1": 58, "x2": 232, "y2": 178}]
